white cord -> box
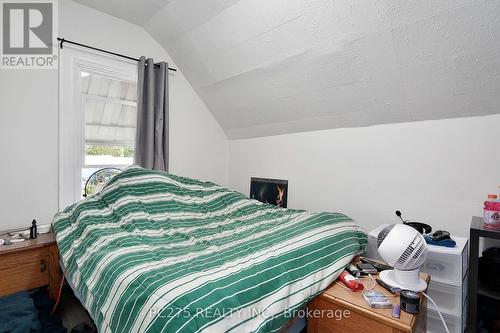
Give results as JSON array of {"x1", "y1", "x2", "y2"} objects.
[
  {"x1": 421, "y1": 291, "x2": 449, "y2": 333},
  {"x1": 335, "y1": 273, "x2": 386, "y2": 293},
  {"x1": 362, "y1": 273, "x2": 377, "y2": 290}
]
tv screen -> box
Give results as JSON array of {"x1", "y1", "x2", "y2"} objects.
[{"x1": 250, "y1": 177, "x2": 288, "y2": 208}]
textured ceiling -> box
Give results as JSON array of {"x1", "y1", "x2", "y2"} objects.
[
  {"x1": 72, "y1": 0, "x2": 174, "y2": 25},
  {"x1": 75, "y1": 0, "x2": 500, "y2": 138}
]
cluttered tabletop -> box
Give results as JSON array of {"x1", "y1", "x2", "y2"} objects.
[
  {"x1": 0, "y1": 220, "x2": 55, "y2": 254},
  {"x1": 322, "y1": 264, "x2": 430, "y2": 327}
]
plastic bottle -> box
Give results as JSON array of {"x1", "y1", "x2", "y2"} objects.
[
  {"x1": 484, "y1": 195, "x2": 500, "y2": 229},
  {"x1": 339, "y1": 270, "x2": 364, "y2": 290}
]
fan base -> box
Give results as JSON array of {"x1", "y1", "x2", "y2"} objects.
[{"x1": 379, "y1": 269, "x2": 427, "y2": 292}]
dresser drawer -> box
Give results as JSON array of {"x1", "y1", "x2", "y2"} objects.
[{"x1": 0, "y1": 247, "x2": 50, "y2": 296}]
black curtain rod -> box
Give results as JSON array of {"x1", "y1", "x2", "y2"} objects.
[{"x1": 56, "y1": 37, "x2": 177, "y2": 72}]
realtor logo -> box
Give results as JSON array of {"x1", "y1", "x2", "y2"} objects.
[{"x1": 1, "y1": 0, "x2": 58, "y2": 69}]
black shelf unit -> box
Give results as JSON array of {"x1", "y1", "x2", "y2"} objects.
[
  {"x1": 467, "y1": 216, "x2": 500, "y2": 332},
  {"x1": 478, "y1": 283, "x2": 500, "y2": 301}
]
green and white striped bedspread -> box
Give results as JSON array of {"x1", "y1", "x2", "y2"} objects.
[{"x1": 53, "y1": 166, "x2": 367, "y2": 333}]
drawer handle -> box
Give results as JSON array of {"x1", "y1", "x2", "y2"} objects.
[{"x1": 40, "y1": 259, "x2": 47, "y2": 272}]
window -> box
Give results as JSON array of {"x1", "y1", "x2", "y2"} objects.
[
  {"x1": 59, "y1": 47, "x2": 137, "y2": 208},
  {"x1": 80, "y1": 72, "x2": 137, "y2": 196}
]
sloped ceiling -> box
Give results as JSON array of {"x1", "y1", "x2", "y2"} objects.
[{"x1": 75, "y1": 0, "x2": 500, "y2": 139}]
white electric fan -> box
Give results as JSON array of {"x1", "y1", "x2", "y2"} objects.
[{"x1": 377, "y1": 224, "x2": 428, "y2": 292}]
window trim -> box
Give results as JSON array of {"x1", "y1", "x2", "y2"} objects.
[{"x1": 59, "y1": 46, "x2": 137, "y2": 209}]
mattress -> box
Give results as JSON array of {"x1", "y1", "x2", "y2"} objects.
[{"x1": 53, "y1": 166, "x2": 366, "y2": 333}]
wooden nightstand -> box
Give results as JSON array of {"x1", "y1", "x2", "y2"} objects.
[
  {"x1": 308, "y1": 273, "x2": 430, "y2": 333},
  {"x1": 0, "y1": 232, "x2": 62, "y2": 300}
]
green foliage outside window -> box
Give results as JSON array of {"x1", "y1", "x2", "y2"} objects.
[{"x1": 86, "y1": 146, "x2": 134, "y2": 157}]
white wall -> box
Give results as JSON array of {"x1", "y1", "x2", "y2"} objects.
[
  {"x1": 0, "y1": 0, "x2": 228, "y2": 231},
  {"x1": 0, "y1": 70, "x2": 59, "y2": 230},
  {"x1": 228, "y1": 115, "x2": 500, "y2": 238}
]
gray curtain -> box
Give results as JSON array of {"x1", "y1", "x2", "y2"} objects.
[{"x1": 134, "y1": 56, "x2": 169, "y2": 171}]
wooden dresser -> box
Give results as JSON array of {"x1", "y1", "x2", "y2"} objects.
[
  {"x1": 0, "y1": 232, "x2": 61, "y2": 300},
  {"x1": 308, "y1": 273, "x2": 429, "y2": 333}
]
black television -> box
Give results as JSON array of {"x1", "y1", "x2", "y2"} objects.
[{"x1": 250, "y1": 177, "x2": 288, "y2": 208}]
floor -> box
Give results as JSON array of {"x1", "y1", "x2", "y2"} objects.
[{"x1": 55, "y1": 286, "x2": 96, "y2": 332}]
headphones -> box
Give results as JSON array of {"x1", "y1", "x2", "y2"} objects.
[{"x1": 395, "y1": 210, "x2": 432, "y2": 234}]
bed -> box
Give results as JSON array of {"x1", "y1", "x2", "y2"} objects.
[{"x1": 53, "y1": 166, "x2": 367, "y2": 333}]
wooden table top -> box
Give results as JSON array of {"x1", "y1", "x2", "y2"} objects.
[
  {"x1": 318, "y1": 272, "x2": 430, "y2": 330},
  {"x1": 0, "y1": 232, "x2": 56, "y2": 255}
]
